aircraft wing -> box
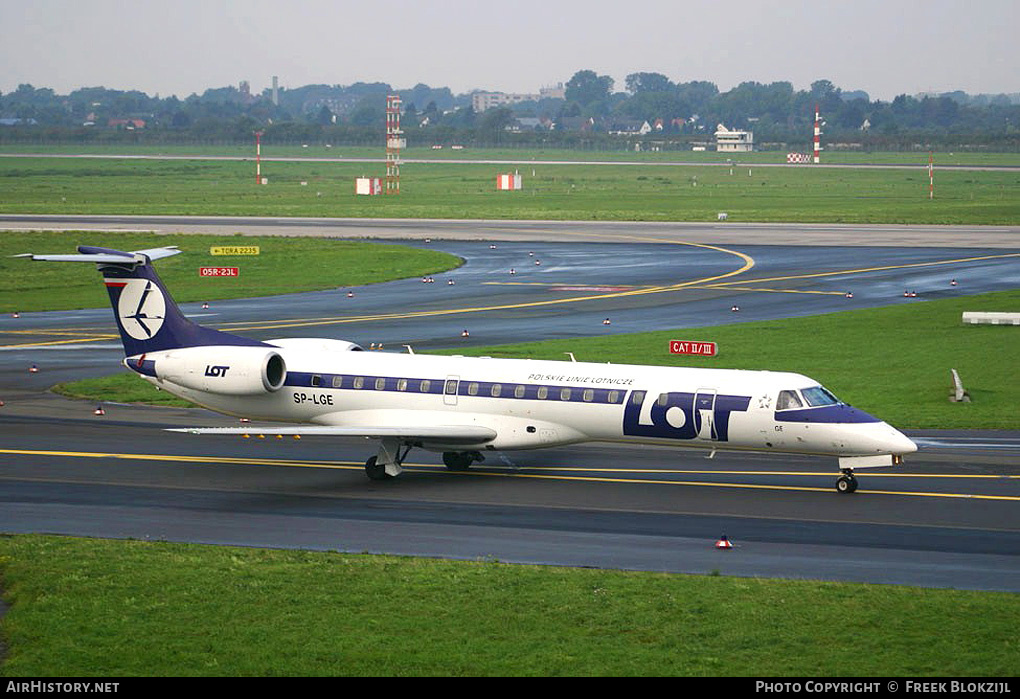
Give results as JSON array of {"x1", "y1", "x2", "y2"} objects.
[{"x1": 166, "y1": 424, "x2": 497, "y2": 444}]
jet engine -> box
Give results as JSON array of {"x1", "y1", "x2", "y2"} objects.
[{"x1": 152, "y1": 345, "x2": 287, "y2": 396}]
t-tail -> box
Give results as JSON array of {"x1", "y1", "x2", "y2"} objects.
[{"x1": 18, "y1": 245, "x2": 265, "y2": 355}]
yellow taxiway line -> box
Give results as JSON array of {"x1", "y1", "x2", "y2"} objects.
[
  {"x1": 1, "y1": 239, "x2": 753, "y2": 343},
  {"x1": 3, "y1": 448, "x2": 1017, "y2": 501},
  {"x1": 708, "y1": 252, "x2": 1020, "y2": 288},
  {"x1": 3, "y1": 250, "x2": 1015, "y2": 346}
]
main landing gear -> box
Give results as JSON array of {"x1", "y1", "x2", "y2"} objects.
[
  {"x1": 835, "y1": 469, "x2": 859, "y2": 494},
  {"x1": 364, "y1": 443, "x2": 484, "y2": 480},
  {"x1": 442, "y1": 451, "x2": 483, "y2": 472},
  {"x1": 364, "y1": 438, "x2": 413, "y2": 481}
]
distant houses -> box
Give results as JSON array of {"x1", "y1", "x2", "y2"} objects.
[{"x1": 107, "y1": 118, "x2": 146, "y2": 129}]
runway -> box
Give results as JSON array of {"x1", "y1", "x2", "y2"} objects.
[
  {"x1": 0, "y1": 219, "x2": 1018, "y2": 591},
  {"x1": 2, "y1": 213, "x2": 1019, "y2": 248}
]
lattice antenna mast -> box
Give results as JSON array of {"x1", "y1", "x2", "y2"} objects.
[{"x1": 386, "y1": 95, "x2": 404, "y2": 194}]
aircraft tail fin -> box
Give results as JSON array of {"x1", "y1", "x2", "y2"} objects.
[{"x1": 19, "y1": 245, "x2": 264, "y2": 356}]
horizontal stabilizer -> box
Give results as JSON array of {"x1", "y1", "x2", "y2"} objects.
[
  {"x1": 14, "y1": 246, "x2": 181, "y2": 264},
  {"x1": 167, "y1": 424, "x2": 498, "y2": 444}
]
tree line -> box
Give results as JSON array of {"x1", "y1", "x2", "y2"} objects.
[{"x1": 1, "y1": 70, "x2": 1017, "y2": 151}]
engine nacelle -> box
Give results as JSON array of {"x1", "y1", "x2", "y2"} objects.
[{"x1": 152, "y1": 345, "x2": 287, "y2": 396}]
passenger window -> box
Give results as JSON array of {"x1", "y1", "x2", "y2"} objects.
[
  {"x1": 560, "y1": 388, "x2": 571, "y2": 401},
  {"x1": 374, "y1": 377, "x2": 385, "y2": 390},
  {"x1": 656, "y1": 393, "x2": 669, "y2": 407},
  {"x1": 491, "y1": 384, "x2": 502, "y2": 397},
  {"x1": 514, "y1": 385, "x2": 525, "y2": 398},
  {"x1": 583, "y1": 389, "x2": 594, "y2": 402},
  {"x1": 537, "y1": 387, "x2": 548, "y2": 399},
  {"x1": 332, "y1": 376, "x2": 343, "y2": 388},
  {"x1": 468, "y1": 382, "x2": 479, "y2": 396},
  {"x1": 353, "y1": 376, "x2": 364, "y2": 389},
  {"x1": 776, "y1": 390, "x2": 803, "y2": 410},
  {"x1": 631, "y1": 390, "x2": 646, "y2": 405},
  {"x1": 420, "y1": 379, "x2": 431, "y2": 393},
  {"x1": 396, "y1": 378, "x2": 407, "y2": 391},
  {"x1": 608, "y1": 390, "x2": 619, "y2": 404},
  {"x1": 311, "y1": 375, "x2": 322, "y2": 387}
]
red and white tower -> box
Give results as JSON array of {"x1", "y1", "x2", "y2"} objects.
[
  {"x1": 813, "y1": 104, "x2": 822, "y2": 164},
  {"x1": 385, "y1": 95, "x2": 404, "y2": 194}
]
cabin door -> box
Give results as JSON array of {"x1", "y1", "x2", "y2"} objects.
[
  {"x1": 694, "y1": 388, "x2": 718, "y2": 441},
  {"x1": 443, "y1": 375, "x2": 460, "y2": 406}
]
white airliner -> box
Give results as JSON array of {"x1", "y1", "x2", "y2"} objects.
[{"x1": 22, "y1": 245, "x2": 917, "y2": 493}]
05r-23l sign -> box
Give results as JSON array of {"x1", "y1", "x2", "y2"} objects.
[{"x1": 199, "y1": 267, "x2": 239, "y2": 277}]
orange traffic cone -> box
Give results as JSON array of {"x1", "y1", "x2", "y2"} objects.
[{"x1": 715, "y1": 535, "x2": 733, "y2": 550}]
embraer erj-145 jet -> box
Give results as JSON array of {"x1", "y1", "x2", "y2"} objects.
[{"x1": 21, "y1": 245, "x2": 917, "y2": 493}]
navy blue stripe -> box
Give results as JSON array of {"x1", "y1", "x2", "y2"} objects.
[
  {"x1": 775, "y1": 405, "x2": 880, "y2": 424},
  {"x1": 284, "y1": 372, "x2": 628, "y2": 405},
  {"x1": 127, "y1": 358, "x2": 158, "y2": 377}
]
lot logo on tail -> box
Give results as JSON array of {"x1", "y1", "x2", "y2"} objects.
[{"x1": 109, "y1": 278, "x2": 166, "y2": 340}]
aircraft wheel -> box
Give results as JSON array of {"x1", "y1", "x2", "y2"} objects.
[
  {"x1": 443, "y1": 451, "x2": 475, "y2": 471},
  {"x1": 365, "y1": 456, "x2": 390, "y2": 481},
  {"x1": 836, "y1": 474, "x2": 858, "y2": 494}
]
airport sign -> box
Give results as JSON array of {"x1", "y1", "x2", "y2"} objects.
[
  {"x1": 199, "y1": 267, "x2": 239, "y2": 277},
  {"x1": 669, "y1": 340, "x2": 717, "y2": 356},
  {"x1": 210, "y1": 246, "x2": 260, "y2": 256}
]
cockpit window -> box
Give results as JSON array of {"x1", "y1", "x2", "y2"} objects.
[
  {"x1": 776, "y1": 390, "x2": 803, "y2": 410},
  {"x1": 802, "y1": 386, "x2": 840, "y2": 407}
]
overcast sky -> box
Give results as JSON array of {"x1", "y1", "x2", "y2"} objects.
[{"x1": 2, "y1": 0, "x2": 1016, "y2": 101}]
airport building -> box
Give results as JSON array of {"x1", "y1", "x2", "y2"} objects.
[{"x1": 714, "y1": 123, "x2": 754, "y2": 152}]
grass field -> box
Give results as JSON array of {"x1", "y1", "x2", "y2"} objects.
[
  {"x1": 1, "y1": 154, "x2": 1018, "y2": 224},
  {"x1": 0, "y1": 535, "x2": 1016, "y2": 677},
  {"x1": 54, "y1": 288, "x2": 1020, "y2": 430},
  {"x1": 0, "y1": 231, "x2": 461, "y2": 313}
]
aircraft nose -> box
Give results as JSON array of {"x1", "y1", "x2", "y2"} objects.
[{"x1": 884, "y1": 425, "x2": 918, "y2": 455}]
